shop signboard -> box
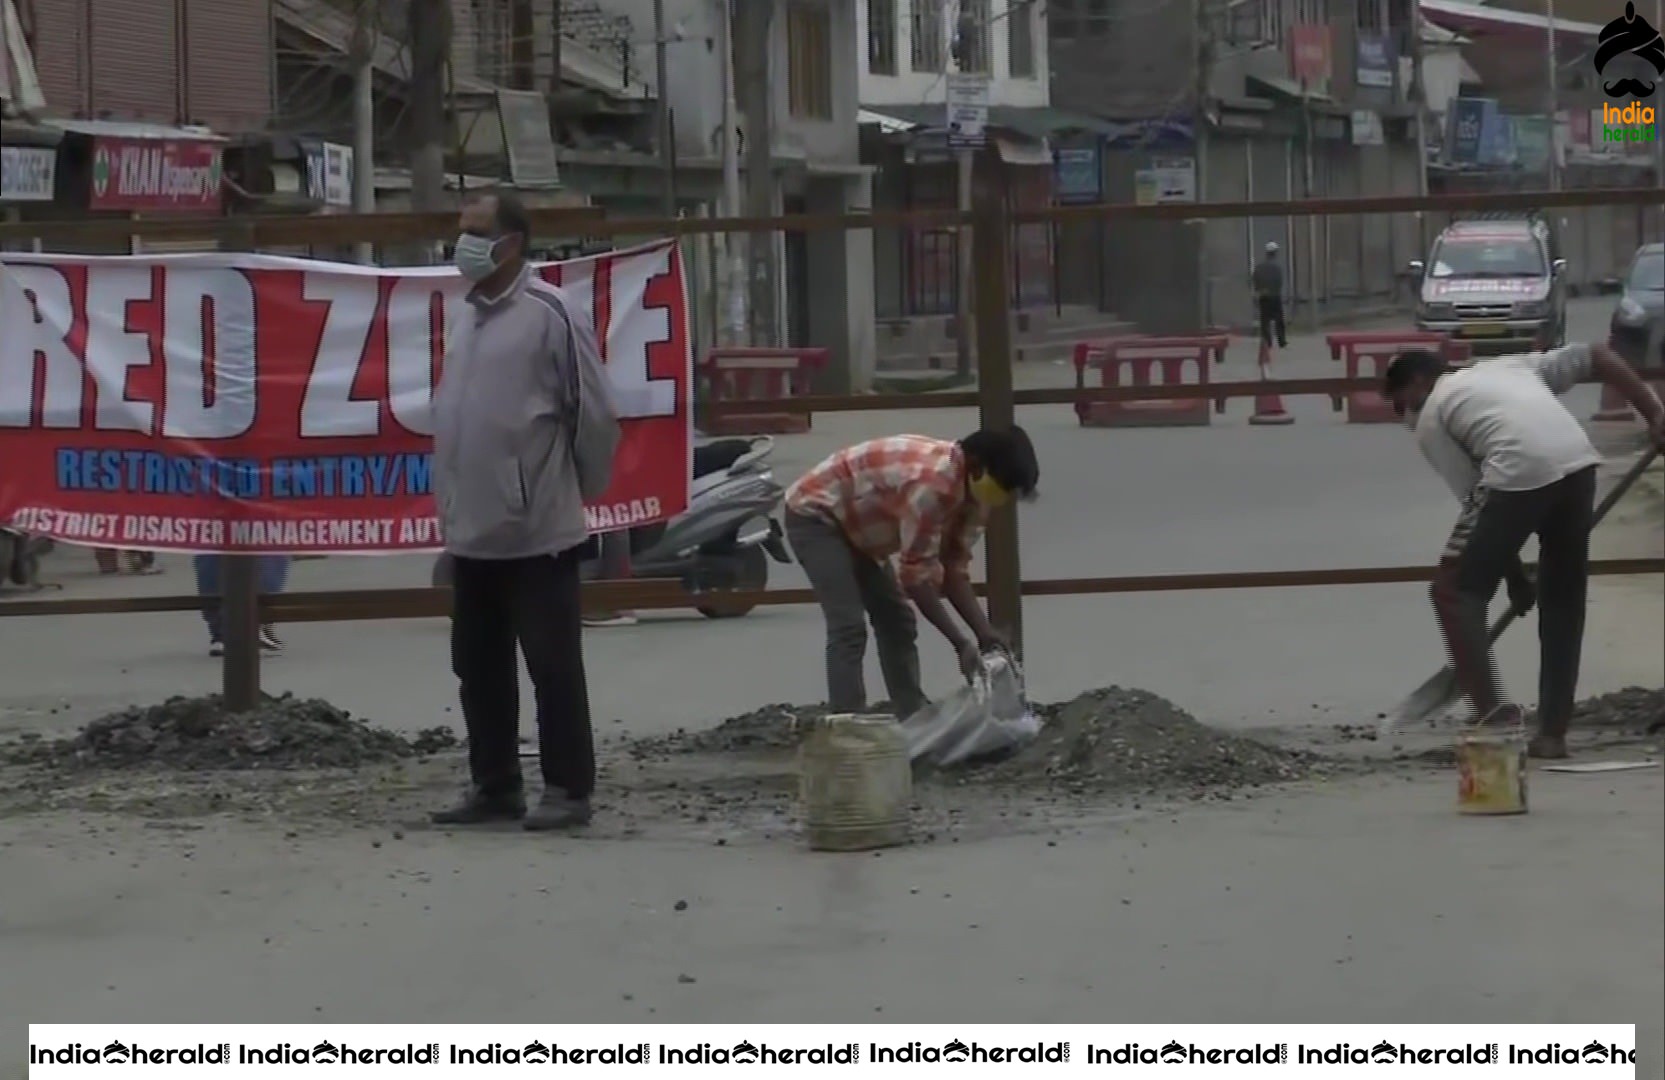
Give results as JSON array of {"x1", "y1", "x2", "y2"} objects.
[
  {"x1": 88, "y1": 136, "x2": 222, "y2": 213},
  {"x1": 0, "y1": 145, "x2": 56, "y2": 201}
]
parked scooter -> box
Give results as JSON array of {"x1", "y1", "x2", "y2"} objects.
[
  {"x1": 431, "y1": 437, "x2": 793, "y2": 616},
  {"x1": 615, "y1": 436, "x2": 791, "y2": 618}
]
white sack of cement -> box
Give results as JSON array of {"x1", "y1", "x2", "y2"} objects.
[{"x1": 903, "y1": 651, "x2": 1042, "y2": 768}]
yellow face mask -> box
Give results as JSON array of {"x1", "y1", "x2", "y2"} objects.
[{"x1": 968, "y1": 473, "x2": 1010, "y2": 510}]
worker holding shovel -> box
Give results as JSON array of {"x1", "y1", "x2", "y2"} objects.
[
  {"x1": 784, "y1": 429, "x2": 1039, "y2": 720},
  {"x1": 1382, "y1": 342, "x2": 1665, "y2": 759}
]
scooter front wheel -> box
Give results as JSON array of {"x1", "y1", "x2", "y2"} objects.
[{"x1": 694, "y1": 545, "x2": 768, "y2": 619}]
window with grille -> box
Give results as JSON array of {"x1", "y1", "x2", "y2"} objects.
[
  {"x1": 1050, "y1": 0, "x2": 1077, "y2": 38},
  {"x1": 910, "y1": 0, "x2": 945, "y2": 72},
  {"x1": 788, "y1": 3, "x2": 834, "y2": 120},
  {"x1": 471, "y1": 0, "x2": 512, "y2": 85},
  {"x1": 1008, "y1": 0, "x2": 1036, "y2": 77},
  {"x1": 1085, "y1": 0, "x2": 1112, "y2": 38},
  {"x1": 869, "y1": 0, "x2": 899, "y2": 74},
  {"x1": 958, "y1": 0, "x2": 992, "y2": 72},
  {"x1": 1259, "y1": 0, "x2": 1285, "y2": 47}
]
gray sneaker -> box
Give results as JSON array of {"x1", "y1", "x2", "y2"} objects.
[{"x1": 523, "y1": 791, "x2": 593, "y2": 831}]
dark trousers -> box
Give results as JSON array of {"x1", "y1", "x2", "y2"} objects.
[
  {"x1": 785, "y1": 510, "x2": 927, "y2": 719},
  {"x1": 450, "y1": 546, "x2": 595, "y2": 799},
  {"x1": 1257, "y1": 296, "x2": 1287, "y2": 348},
  {"x1": 1431, "y1": 466, "x2": 1597, "y2": 735}
]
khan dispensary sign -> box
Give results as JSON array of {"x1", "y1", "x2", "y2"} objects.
[{"x1": 88, "y1": 136, "x2": 223, "y2": 213}]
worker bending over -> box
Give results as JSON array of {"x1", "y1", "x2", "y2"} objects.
[
  {"x1": 784, "y1": 429, "x2": 1040, "y2": 719},
  {"x1": 1382, "y1": 342, "x2": 1665, "y2": 758}
]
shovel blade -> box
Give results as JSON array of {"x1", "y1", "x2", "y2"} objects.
[{"x1": 1384, "y1": 665, "x2": 1460, "y2": 734}]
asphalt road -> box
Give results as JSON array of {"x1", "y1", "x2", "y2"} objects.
[{"x1": 0, "y1": 297, "x2": 1660, "y2": 1061}]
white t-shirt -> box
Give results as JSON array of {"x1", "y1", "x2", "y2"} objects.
[{"x1": 1412, "y1": 344, "x2": 1603, "y2": 499}]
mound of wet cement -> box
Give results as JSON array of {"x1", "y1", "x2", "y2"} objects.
[
  {"x1": 973, "y1": 687, "x2": 1324, "y2": 795},
  {"x1": 2, "y1": 694, "x2": 457, "y2": 771}
]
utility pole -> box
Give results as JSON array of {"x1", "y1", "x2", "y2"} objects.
[
  {"x1": 407, "y1": 0, "x2": 450, "y2": 235},
  {"x1": 1194, "y1": 0, "x2": 1216, "y2": 329},
  {"x1": 716, "y1": 0, "x2": 746, "y2": 345},
  {"x1": 1546, "y1": 0, "x2": 1560, "y2": 191},
  {"x1": 350, "y1": 0, "x2": 377, "y2": 265},
  {"x1": 951, "y1": 6, "x2": 977, "y2": 380},
  {"x1": 734, "y1": 1, "x2": 777, "y2": 347},
  {"x1": 653, "y1": 0, "x2": 675, "y2": 217}
]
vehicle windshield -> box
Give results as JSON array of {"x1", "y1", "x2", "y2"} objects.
[
  {"x1": 1429, "y1": 236, "x2": 1545, "y2": 279},
  {"x1": 1627, "y1": 252, "x2": 1664, "y2": 291}
]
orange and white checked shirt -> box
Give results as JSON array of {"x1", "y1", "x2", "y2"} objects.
[{"x1": 784, "y1": 435, "x2": 983, "y2": 589}]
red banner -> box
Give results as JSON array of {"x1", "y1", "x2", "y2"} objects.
[
  {"x1": 1289, "y1": 24, "x2": 1333, "y2": 86},
  {"x1": 87, "y1": 136, "x2": 224, "y2": 213},
  {"x1": 0, "y1": 241, "x2": 692, "y2": 554}
]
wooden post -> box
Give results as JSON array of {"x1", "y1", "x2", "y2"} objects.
[
  {"x1": 970, "y1": 150, "x2": 1023, "y2": 656},
  {"x1": 218, "y1": 218, "x2": 262, "y2": 712}
]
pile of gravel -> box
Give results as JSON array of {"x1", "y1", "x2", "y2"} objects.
[
  {"x1": 2, "y1": 693, "x2": 457, "y2": 771},
  {"x1": 628, "y1": 703, "x2": 829, "y2": 757},
  {"x1": 976, "y1": 686, "x2": 1326, "y2": 796},
  {"x1": 1559, "y1": 686, "x2": 1665, "y2": 733}
]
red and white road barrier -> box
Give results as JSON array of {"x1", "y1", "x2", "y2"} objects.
[
  {"x1": 1072, "y1": 336, "x2": 1228, "y2": 429},
  {"x1": 698, "y1": 348, "x2": 828, "y2": 436},
  {"x1": 1326, "y1": 331, "x2": 1465, "y2": 425}
]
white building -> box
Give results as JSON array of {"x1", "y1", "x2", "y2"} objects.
[{"x1": 855, "y1": 0, "x2": 1049, "y2": 112}]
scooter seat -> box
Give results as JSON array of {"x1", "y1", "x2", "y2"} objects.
[{"x1": 692, "y1": 439, "x2": 756, "y2": 479}]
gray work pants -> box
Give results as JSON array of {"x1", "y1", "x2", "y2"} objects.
[
  {"x1": 785, "y1": 510, "x2": 927, "y2": 719},
  {"x1": 1431, "y1": 466, "x2": 1596, "y2": 735}
]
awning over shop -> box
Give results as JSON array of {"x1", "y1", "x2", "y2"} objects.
[
  {"x1": 858, "y1": 104, "x2": 1124, "y2": 140},
  {"x1": 1246, "y1": 73, "x2": 1337, "y2": 103},
  {"x1": 1419, "y1": 0, "x2": 1602, "y2": 39},
  {"x1": 1, "y1": 0, "x2": 46, "y2": 112}
]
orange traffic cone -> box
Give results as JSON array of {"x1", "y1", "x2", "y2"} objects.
[{"x1": 1249, "y1": 341, "x2": 1294, "y2": 426}]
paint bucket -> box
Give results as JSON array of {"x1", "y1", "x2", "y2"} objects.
[{"x1": 1456, "y1": 716, "x2": 1528, "y2": 816}]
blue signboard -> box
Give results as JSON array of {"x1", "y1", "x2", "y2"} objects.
[
  {"x1": 1446, "y1": 97, "x2": 1490, "y2": 164},
  {"x1": 1478, "y1": 105, "x2": 1517, "y2": 166},
  {"x1": 1355, "y1": 33, "x2": 1394, "y2": 89},
  {"x1": 1053, "y1": 145, "x2": 1102, "y2": 204}
]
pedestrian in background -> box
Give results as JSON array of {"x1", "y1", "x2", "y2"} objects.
[
  {"x1": 193, "y1": 554, "x2": 289, "y2": 655},
  {"x1": 430, "y1": 190, "x2": 621, "y2": 831},
  {"x1": 1254, "y1": 241, "x2": 1287, "y2": 352}
]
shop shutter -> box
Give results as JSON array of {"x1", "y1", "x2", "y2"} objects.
[
  {"x1": 184, "y1": 0, "x2": 272, "y2": 132},
  {"x1": 29, "y1": 0, "x2": 89, "y2": 115},
  {"x1": 90, "y1": 0, "x2": 179, "y2": 123}
]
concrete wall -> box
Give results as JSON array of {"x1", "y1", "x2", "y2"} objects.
[
  {"x1": 770, "y1": 0, "x2": 861, "y2": 165},
  {"x1": 855, "y1": 0, "x2": 1048, "y2": 108},
  {"x1": 1048, "y1": 0, "x2": 1193, "y2": 116}
]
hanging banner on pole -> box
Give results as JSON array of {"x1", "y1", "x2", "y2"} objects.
[
  {"x1": 946, "y1": 73, "x2": 991, "y2": 149},
  {"x1": 0, "y1": 241, "x2": 693, "y2": 554}
]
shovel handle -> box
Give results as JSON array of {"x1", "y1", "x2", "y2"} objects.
[{"x1": 1482, "y1": 447, "x2": 1658, "y2": 645}]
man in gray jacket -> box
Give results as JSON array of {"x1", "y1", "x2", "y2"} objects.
[
  {"x1": 1253, "y1": 241, "x2": 1287, "y2": 351},
  {"x1": 430, "y1": 191, "x2": 622, "y2": 830}
]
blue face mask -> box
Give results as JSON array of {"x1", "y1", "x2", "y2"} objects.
[{"x1": 453, "y1": 233, "x2": 503, "y2": 283}]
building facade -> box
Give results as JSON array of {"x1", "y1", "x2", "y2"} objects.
[
  {"x1": 856, "y1": 0, "x2": 1068, "y2": 333},
  {"x1": 1048, "y1": 0, "x2": 1427, "y2": 333}
]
